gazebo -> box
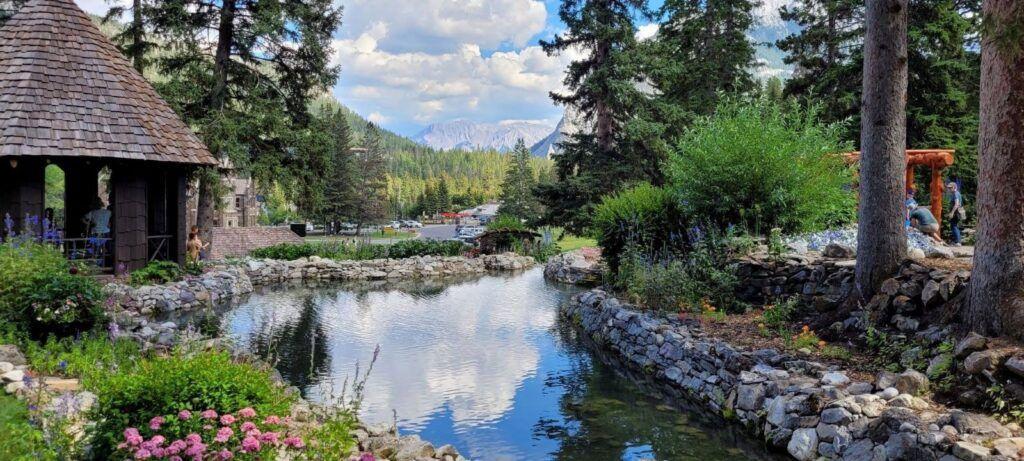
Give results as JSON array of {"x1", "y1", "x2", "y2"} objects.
[
  {"x1": 0, "y1": 0, "x2": 216, "y2": 272},
  {"x1": 844, "y1": 149, "x2": 956, "y2": 228}
]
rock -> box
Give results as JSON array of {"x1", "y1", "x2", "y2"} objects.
[
  {"x1": 395, "y1": 437, "x2": 435, "y2": 461},
  {"x1": 895, "y1": 370, "x2": 929, "y2": 395},
  {"x1": 1, "y1": 369, "x2": 24, "y2": 383},
  {"x1": 0, "y1": 362, "x2": 13, "y2": 374},
  {"x1": 435, "y1": 444, "x2": 458, "y2": 457},
  {"x1": 876, "y1": 371, "x2": 898, "y2": 390},
  {"x1": 1007, "y1": 356, "x2": 1024, "y2": 379},
  {"x1": 927, "y1": 353, "x2": 953, "y2": 379},
  {"x1": 963, "y1": 350, "x2": 1004, "y2": 375},
  {"x1": 842, "y1": 438, "x2": 879, "y2": 461},
  {"x1": 824, "y1": 243, "x2": 856, "y2": 259},
  {"x1": 4, "y1": 381, "x2": 24, "y2": 394},
  {"x1": 922, "y1": 280, "x2": 942, "y2": 305},
  {"x1": 954, "y1": 333, "x2": 987, "y2": 358},
  {"x1": 0, "y1": 345, "x2": 26, "y2": 366},
  {"x1": 737, "y1": 384, "x2": 766, "y2": 411},
  {"x1": 787, "y1": 427, "x2": 819, "y2": 461},
  {"x1": 951, "y1": 411, "x2": 1012, "y2": 438},
  {"x1": 908, "y1": 248, "x2": 926, "y2": 260},
  {"x1": 889, "y1": 394, "x2": 929, "y2": 410},
  {"x1": 821, "y1": 407, "x2": 854, "y2": 425},
  {"x1": 926, "y1": 246, "x2": 955, "y2": 259},
  {"x1": 848, "y1": 382, "x2": 874, "y2": 395},
  {"x1": 992, "y1": 438, "x2": 1024, "y2": 458},
  {"x1": 952, "y1": 441, "x2": 992, "y2": 461},
  {"x1": 40, "y1": 377, "x2": 80, "y2": 392},
  {"x1": 878, "y1": 387, "x2": 900, "y2": 400},
  {"x1": 821, "y1": 371, "x2": 851, "y2": 386}
]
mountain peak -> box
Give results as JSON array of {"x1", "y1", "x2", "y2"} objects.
[{"x1": 412, "y1": 119, "x2": 554, "y2": 152}]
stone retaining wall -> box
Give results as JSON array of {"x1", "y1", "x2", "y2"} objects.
[
  {"x1": 106, "y1": 253, "x2": 535, "y2": 316},
  {"x1": 543, "y1": 249, "x2": 605, "y2": 286},
  {"x1": 563, "y1": 289, "x2": 1022, "y2": 461}
]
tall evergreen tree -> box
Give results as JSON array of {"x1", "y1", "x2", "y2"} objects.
[
  {"x1": 856, "y1": 0, "x2": 909, "y2": 302},
  {"x1": 537, "y1": 0, "x2": 655, "y2": 234},
  {"x1": 964, "y1": 0, "x2": 1024, "y2": 338},
  {"x1": 320, "y1": 108, "x2": 356, "y2": 224},
  {"x1": 350, "y1": 123, "x2": 389, "y2": 234},
  {"x1": 499, "y1": 140, "x2": 540, "y2": 222},
  {"x1": 103, "y1": 0, "x2": 155, "y2": 73},
  {"x1": 652, "y1": 0, "x2": 759, "y2": 126},
  {"x1": 150, "y1": 0, "x2": 342, "y2": 238},
  {"x1": 0, "y1": 0, "x2": 24, "y2": 25}
]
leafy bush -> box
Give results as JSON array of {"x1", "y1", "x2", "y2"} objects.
[
  {"x1": 487, "y1": 214, "x2": 528, "y2": 232},
  {"x1": 0, "y1": 394, "x2": 56, "y2": 460},
  {"x1": 592, "y1": 183, "x2": 689, "y2": 273},
  {"x1": 0, "y1": 241, "x2": 104, "y2": 336},
  {"x1": 20, "y1": 333, "x2": 142, "y2": 389},
  {"x1": 666, "y1": 97, "x2": 855, "y2": 235},
  {"x1": 614, "y1": 228, "x2": 745, "y2": 313},
  {"x1": 128, "y1": 261, "x2": 184, "y2": 286},
  {"x1": 250, "y1": 240, "x2": 467, "y2": 261},
  {"x1": 88, "y1": 351, "x2": 294, "y2": 459}
]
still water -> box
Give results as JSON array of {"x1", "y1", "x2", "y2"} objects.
[{"x1": 219, "y1": 268, "x2": 777, "y2": 461}]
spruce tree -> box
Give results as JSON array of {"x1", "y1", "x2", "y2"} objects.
[
  {"x1": 499, "y1": 140, "x2": 540, "y2": 222},
  {"x1": 350, "y1": 123, "x2": 389, "y2": 234},
  {"x1": 652, "y1": 0, "x2": 759, "y2": 126},
  {"x1": 537, "y1": 0, "x2": 655, "y2": 234},
  {"x1": 320, "y1": 108, "x2": 356, "y2": 224}
]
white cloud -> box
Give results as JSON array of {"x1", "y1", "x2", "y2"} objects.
[
  {"x1": 755, "y1": 0, "x2": 796, "y2": 29},
  {"x1": 333, "y1": 25, "x2": 577, "y2": 132},
  {"x1": 75, "y1": 0, "x2": 128, "y2": 16},
  {"x1": 339, "y1": 0, "x2": 548, "y2": 54},
  {"x1": 366, "y1": 112, "x2": 389, "y2": 124},
  {"x1": 636, "y1": 23, "x2": 659, "y2": 41}
]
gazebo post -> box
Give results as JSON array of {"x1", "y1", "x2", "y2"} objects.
[
  {"x1": 905, "y1": 166, "x2": 915, "y2": 193},
  {"x1": 0, "y1": 159, "x2": 45, "y2": 236},
  {"x1": 930, "y1": 166, "x2": 944, "y2": 229}
]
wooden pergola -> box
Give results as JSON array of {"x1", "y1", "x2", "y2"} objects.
[
  {"x1": 844, "y1": 149, "x2": 956, "y2": 227},
  {"x1": 0, "y1": 0, "x2": 216, "y2": 272}
]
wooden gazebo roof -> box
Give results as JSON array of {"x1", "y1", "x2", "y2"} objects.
[{"x1": 0, "y1": 0, "x2": 216, "y2": 165}]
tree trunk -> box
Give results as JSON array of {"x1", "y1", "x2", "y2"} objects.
[
  {"x1": 195, "y1": 0, "x2": 235, "y2": 238},
  {"x1": 965, "y1": 0, "x2": 1024, "y2": 337},
  {"x1": 855, "y1": 0, "x2": 908, "y2": 302},
  {"x1": 130, "y1": 0, "x2": 143, "y2": 73},
  {"x1": 594, "y1": 38, "x2": 613, "y2": 154}
]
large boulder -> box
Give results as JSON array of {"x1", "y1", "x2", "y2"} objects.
[
  {"x1": 823, "y1": 243, "x2": 856, "y2": 259},
  {"x1": 0, "y1": 345, "x2": 26, "y2": 366}
]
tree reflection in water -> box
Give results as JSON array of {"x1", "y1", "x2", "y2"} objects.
[{"x1": 249, "y1": 294, "x2": 331, "y2": 394}]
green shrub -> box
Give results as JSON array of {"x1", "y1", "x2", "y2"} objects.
[
  {"x1": 592, "y1": 183, "x2": 689, "y2": 273},
  {"x1": 250, "y1": 240, "x2": 467, "y2": 261},
  {"x1": 666, "y1": 97, "x2": 855, "y2": 235},
  {"x1": 487, "y1": 214, "x2": 527, "y2": 232},
  {"x1": 0, "y1": 394, "x2": 56, "y2": 460},
  {"x1": 20, "y1": 333, "x2": 143, "y2": 389},
  {"x1": 614, "y1": 229, "x2": 745, "y2": 313},
  {"x1": 128, "y1": 260, "x2": 184, "y2": 286},
  {"x1": 0, "y1": 241, "x2": 104, "y2": 336},
  {"x1": 88, "y1": 351, "x2": 294, "y2": 459}
]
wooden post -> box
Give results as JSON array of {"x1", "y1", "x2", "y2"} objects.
[
  {"x1": 930, "y1": 166, "x2": 944, "y2": 229},
  {"x1": 905, "y1": 167, "x2": 915, "y2": 193},
  {"x1": 0, "y1": 159, "x2": 45, "y2": 237}
]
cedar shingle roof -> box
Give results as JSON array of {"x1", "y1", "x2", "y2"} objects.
[{"x1": 0, "y1": 0, "x2": 216, "y2": 165}]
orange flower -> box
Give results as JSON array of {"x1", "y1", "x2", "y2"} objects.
[{"x1": 801, "y1": 325, "x2": 810, "y2": 333}]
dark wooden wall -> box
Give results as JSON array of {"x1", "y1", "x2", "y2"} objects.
[
  {"x1": 0, "y1": 159, "x2": 45, "y2": 237},
  {"x1": 63, "y1": 162, "x2": 100, "y2": 238},
  {"x1": 111, "y1": 166, "x2": 148, "y2": 272}
]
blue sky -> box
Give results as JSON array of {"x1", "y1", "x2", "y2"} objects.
[{"x1": 75, "y1": 0, "x2": 786, "y2": 138}]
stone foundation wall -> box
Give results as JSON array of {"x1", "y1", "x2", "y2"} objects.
[
  {"x1": 543, "y1": 249, "x2": 605, "y2": 285},
  {"x1": 563, "y1": 289, "x2": 1021, "y2": 461}
]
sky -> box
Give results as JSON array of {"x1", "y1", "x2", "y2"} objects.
[{"x1": 74, "y1": 0, "x2": 792, "y2": 137}]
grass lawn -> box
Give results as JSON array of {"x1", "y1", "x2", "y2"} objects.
[
  {"x1": 305, "y1": 229, "x2": 417, "y2": 243},
  {"x1": 552, "y1": 229, "x2": 597, "y2": 253}
]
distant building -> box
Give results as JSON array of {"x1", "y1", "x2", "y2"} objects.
[{"x1": 187, "y1": 157, "x2": 261, "y2": 229}]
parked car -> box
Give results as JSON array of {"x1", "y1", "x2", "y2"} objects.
[
  {"x1": 402, "y1": 220, "x2": 423, "y2": 228},
  {"x1": 389, "y1": 221, "x2": 402, "y2": 230}
]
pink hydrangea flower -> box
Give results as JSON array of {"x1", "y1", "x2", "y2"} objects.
[
  {"x1": 150, "y1": 435, "x2": 166, "y2": 446},
  {"x1": 201, "y1": 409, "x2": 218, "y2": 420},
  {"x1": 178, "y1": 410, "x2": 192, "y2": 421},
  {"x1": 185, "y1": 433, "x2": 203, "y2": 446},
  {"x1": 245, "y1": 428, "x2": 261, "y2": 438},
  {"x1": 215, "y1": 426, "x2": 234, "y2": 443},
  {"x1": 240, "y1": 421, "x2": 257, "y2": 433},
  {"x1": 259, "y1": 431, "x2": 279, "y2": 445},
  {"x1": 359, "y1": 453, "x2": 376, "y2": 461},
  {"x1": 241, "y1": 436, "x2": 261, "y2": 453},
  {"x1": 169, "y1": 457, "x2": 182, "y2": 461},
  {"x1": 238, "y1": 407, "x2": 256, "y2": 419},
  {"x1": 166, "y1": 440, "x2": 187, "y2": 455},
  {"x1": 151, "y1": 448, "x2": 166, "y2": 458},
  {"x1": 263, "y1": 415, "x2": 281, "y2": 425},
  {"x1": 134, "y1": 448, "x2": 152, "y2": 459},
  {"x1": 283, "y1": 436, "x2": 305, "y2": 448},
  {"x1": 184, "y1": 443, "x2": 206, "y2": 458},
  {"x1": 149, "y1": 416, "x2": 165, "y2": 431},
  {"x1": 220, "y1": 414, "x2": 236, "y2": 425},
  {"x1": 124, "y1": 428, "x2": 144, "y2": 447},
  {"x1": 218, "y1": 449, "x2": 234, "y2": 460}
]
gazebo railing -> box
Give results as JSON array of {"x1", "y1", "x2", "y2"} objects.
[
  {"x1": 148, "y1": 235, "x2": 173, "y2": 262},
  {"x1": 60, "y1": 237, "x2": 113, "y2": 268}
]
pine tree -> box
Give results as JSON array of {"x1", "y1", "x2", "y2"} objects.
[
  {"x1": 856, "y1": 0, "x2": 908, "y2": 302},
  {"x1": 499, "y1": 140, "x2": 540, "y2": 222},
  {"x1": 103, "y1": 0, "x2": 155, "y2": 73},
  {"x1": 320, "y1": 108, "x2": 356, "y2": 224},
  {"x1": 350, "y1": 123, "x2": 389, "y2": 234},
  {"x1": 652, "y1": 0, "x2": 759, "y2": 126},
  {"x1": 150, "y1": 0, "x2": 343, "y2": 236},
  {"x1": 537, "y1": 0, "x2": 655, "y2": 234},
  {"x1": 964, "y1": 0, "x2": 1024, "y2": 338},
  {"x1": 436, "y1": 178, "x2": 452, "y2": 213}
]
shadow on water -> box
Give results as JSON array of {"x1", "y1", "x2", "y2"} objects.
[{"x1": 202, "y1": 268, "x2": 781, "y2": 460}]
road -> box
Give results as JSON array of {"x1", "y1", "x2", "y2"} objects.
[{"x1": 418, "y1": 224, "x2": 458, "y2": 240}]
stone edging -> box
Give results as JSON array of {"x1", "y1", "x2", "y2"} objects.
[{"x1": 563, "y1": 289, "x2": 1023, "y2": 461}]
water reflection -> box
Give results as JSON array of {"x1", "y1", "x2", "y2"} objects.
[{"x1": 222, "y1": 268, "x2": 778, "y2": 460}]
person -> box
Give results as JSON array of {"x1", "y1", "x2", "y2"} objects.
[
  {"x1": 189, "y1": 225, "x2": 210, "y2": 260},
  {"x1": 946, "y1": 182, "x2": 965, "y2": 246},
  {"x1": 82, "y1": 197, "x2": 111, "y2": 237},
  {"x1": 909, "y1": 204, "x2": 942, "y2": 243},
  {"x1": 904, "y1": 189, "x2": 918, "y2": 228}
]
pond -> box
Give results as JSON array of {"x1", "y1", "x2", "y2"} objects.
[{"x1": 218, "y1": 268, "x2": 778, "y2": 461}]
